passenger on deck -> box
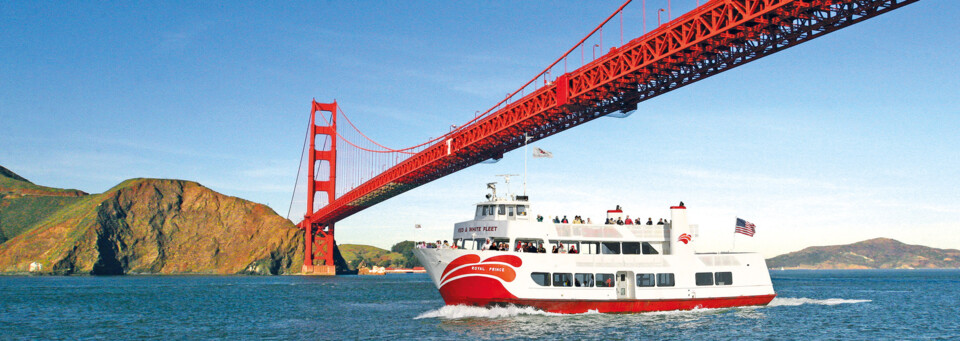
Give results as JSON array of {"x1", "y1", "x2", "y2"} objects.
[
  {"x1": 657, "y1": 218, "x2": 664, "y2": 225},
  {"x1": 587, "y1": 218, "x2": 592, "y2": 224},
  {"x1": 635, "y1": 217, "x2": 642, "y2": 225},
  {"x1": 537, "y1": 215, "x2": 544, "y2": 222},
  {"x1": 527, "y1": 243, "x2": 538, "y2": 253},
  {"x1": 561, "y1": 216, "x2": 568, "y2": 224},
  {"x1": 569, "y1": 245, "x2": 579, "y2": 254},
  {"x1": 605, "y1": 218, "x2": 612, "y2": 225},
  {"x1": 552, "y1": 245, "x2": 559, "y2": 253},
  {"x1": 647, "y1": 217, "x2": 653, "y2": 225},
  {"x1": 553, "y1": 216, "x2": 560, "y2": 223},
  {"x1": 442, "y1": 240, "x2": 450, "y2": 248},
  {"x1": 616, "y1": 217, "x2": 624, "y2": 225},
  {"x1": 625, "y1": 215, "x2": 633, "y2": 225},
  {"x1": 559, "y1": 243, "x2": 568, "y2": 254},
  {"x1": 537, "y1": 243, "x2": 546, "y2": 253}
]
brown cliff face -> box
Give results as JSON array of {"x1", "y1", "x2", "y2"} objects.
[{"x1": 0, "y1": 178, "x2": 304, "y2": 275}]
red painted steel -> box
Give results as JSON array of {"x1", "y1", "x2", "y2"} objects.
[
  {"x1": 300, "y1": 0, "x2": 919, "y2": 231},
  {"x1": 302, "y1": 100, "x2": 337, "y2": 274}
]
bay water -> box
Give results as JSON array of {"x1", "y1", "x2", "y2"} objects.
[{"x1": 1, "y1": 269, "x2": 957, "y2": 339}]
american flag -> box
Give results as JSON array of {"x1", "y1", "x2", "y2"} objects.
[{"x1": 735, "y1": 218, "x2": 756, "y2": 237}]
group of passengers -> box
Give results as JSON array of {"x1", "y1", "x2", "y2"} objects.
[
  {"x1": 604, "y1": 217, "x2": 666, "y2": 225},
  {"x1": 536, "y1": 215, "x2": 592, "y2": 224},
  {"x1": 416, "y1": 240, "x2": 459, "y2": 249},
  {"x1": 535, "y1": 214, "x2": 668, "y2": 226},
  {"x1": 480, "y1": 240, "x2": 510, "y2": 251}
]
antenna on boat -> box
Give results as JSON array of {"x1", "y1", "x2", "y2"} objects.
[
  {"x1": 495, "y1": 174, "x2": 520, "y2": 197},
  {"x1": 486, "y1": 182, "x2": 497, "y2": 200}
]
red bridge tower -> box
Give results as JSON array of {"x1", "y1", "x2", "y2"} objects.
[{"x1": 302, "y1": 100, "x2": 337, "y2": 275}]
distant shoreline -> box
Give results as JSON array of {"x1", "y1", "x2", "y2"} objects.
[{"x1": 769, "y1": 267, "x2": 960, "y2": 271}]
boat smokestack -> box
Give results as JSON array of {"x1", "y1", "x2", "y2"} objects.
[{"x1": 668, "y1": 203, "x2": 693, "y2": 255}]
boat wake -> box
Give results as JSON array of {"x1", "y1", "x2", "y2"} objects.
[
  {"x1": 414, "y1": 305, "x2": 586, "y2": 320},
  {"x1": 768, "y1": 297, "x2": 871, "y2": 306}
]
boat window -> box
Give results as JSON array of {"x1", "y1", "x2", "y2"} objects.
[
  {"x1": 696, "y1": 272, "x2": 714, "y2": 286},
  {"x1": 514, "y1": 238, "x2": 544, "y2": 252},
  {"x1": 517, "y1": 205, "x2": 527, "y2": 216},
  {"x1": 596, "y1": 273, "x2": 615, "y2": 287},
  {"x1": 476, "y1": 206, "x2": 483, "y2": 219},
  {"x1": 637, "y1": 273, "x2": 655, "y2": 287},
  {"x1": 498, "y1": 204, "x2": 505, "y2": 215},
  {"x1": 531, "y1": 272, "x2": 551, "y2": 286},
  {"x1": 507, "y1": 205, "x2": 515, "y2": 217},
  {"x1": 642, "y1": 242, "x2": 659, "y2": 255},
  {"x1": 484, "y1": 205, "x2": 494, "y2": 216},
  {"x1": 601, "y1": 242, "x2": 621, "y2": 254},
  {"x1": 562, "y1": 241, "x2": 579, "y2": 254},
  {"x1": 552, "y1": 273, "x2": 573, "y2": 287},
  {"x1": 580, "y1": 242, "x2": 599, "y2": 255},
  {"x1": 459, "y1": 239, "x2": 478, "y2": 250},
  {"x1": 657, "y1": 273, "x2": 675, "y2": 287},
  {"x1": 574, "y1": 273, "x2": 594, "y2": 287},
  {"x1": 622, "y1": 242, "x2": 642, "y2": 255},
  {"x1": 715, "y1": 272, "x2": 733, "y2": 285}
]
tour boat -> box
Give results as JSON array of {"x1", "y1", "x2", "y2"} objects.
[{"x1": 413, "y1": 183, "x2": 776, "y2": 314}]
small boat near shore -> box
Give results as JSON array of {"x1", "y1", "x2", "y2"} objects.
[{"x1": 413, "y1": 182, "x2": 776, "y2": 314}]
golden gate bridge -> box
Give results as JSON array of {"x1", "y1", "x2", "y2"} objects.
[{"x1": 290, "y1": 0, "x2": 919, "y2": 274}]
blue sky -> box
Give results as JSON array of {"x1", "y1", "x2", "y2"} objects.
[{"x1": 2, "y1": 1, "x2": 957, "y2": 257}]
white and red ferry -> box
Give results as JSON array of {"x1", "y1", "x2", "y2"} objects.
[{"x1": 413, "y1": 183, "x2": 776, "y2": 314}]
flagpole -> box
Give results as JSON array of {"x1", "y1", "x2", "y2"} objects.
[
  {"x1": 732, "y1": 217, "x2": 737, "y2": 252},
  {"x1": 523, "y1": 134, "x2": 529, "y2": 195}
]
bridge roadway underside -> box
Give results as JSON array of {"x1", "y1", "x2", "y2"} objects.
[{"x1": 303, "y1": 0, "x2": 918, "y2": 229}]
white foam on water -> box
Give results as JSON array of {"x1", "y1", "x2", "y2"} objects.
[
  {"x1": 768, "y1": 297, "x2": 871, "y2": 307},
  {"x1": 415, "y1": 305, "x2": 588, "y2": 320}
]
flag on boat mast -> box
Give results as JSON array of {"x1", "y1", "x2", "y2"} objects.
[
  {"x1": 735, "y1": 218, "x2": 756, "y2": 237},
  {"x1": 532, "y1": 147, "x2": 553, "y2": 158}
]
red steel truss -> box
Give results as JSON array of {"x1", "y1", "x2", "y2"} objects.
[{"x1": 300, "y1": 0, "x2": 918, "y2": 231}]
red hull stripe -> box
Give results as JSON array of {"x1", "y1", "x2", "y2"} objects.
[{"x1": 444, "y1": 294, "x2": 777, "y2": 314}]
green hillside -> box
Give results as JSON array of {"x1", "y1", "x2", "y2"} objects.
[
  {"x1": 338, "y1": 244, "x2": 407, "y2": 269},
  {"x1": 0, "y1": 195, "x2": 83, "y2": 243},
  {"x1": 0, "y1": 166, "x2": 88, "y2": 243}
]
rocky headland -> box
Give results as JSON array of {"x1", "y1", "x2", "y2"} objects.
[{"x1": 0, "y1": 165, "x2": 308, "y2": 275}]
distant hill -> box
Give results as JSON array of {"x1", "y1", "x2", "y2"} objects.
[
  {"x1": 0, "y1": 165, "x2": 316, "y2": 275},
  {"x1": 0, "y1": 165, "x2": 87, "y2": 198},
  {"x1": 767, "y1": 238, "x2": 960, "y2": 269},
  {"x1": 338, "y1": 244, "x2": 406, "y2": 269}
]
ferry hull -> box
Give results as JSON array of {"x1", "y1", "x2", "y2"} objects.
[
  {"x1": 445, "y1": 293, "x2": 777, "y2": 314},
  {"x1": 416, "y1": 248, "x2": 776, "y2": 314}
]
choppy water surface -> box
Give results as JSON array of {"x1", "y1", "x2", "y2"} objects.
[{"x1": 1, "y1": 270, "x2": 957, "y2": 339}]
